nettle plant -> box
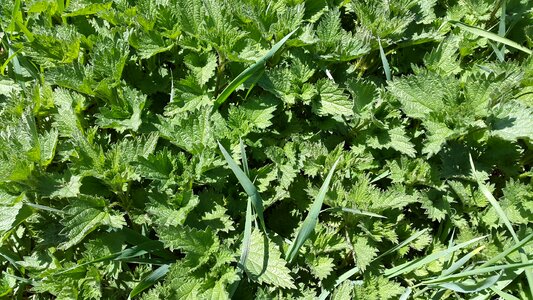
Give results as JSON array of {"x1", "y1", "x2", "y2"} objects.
[{"x1": 0, "y1": 0, "x2": 532, "y2": 299}]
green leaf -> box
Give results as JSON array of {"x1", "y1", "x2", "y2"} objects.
[
  {"x1": 244, "y1": 229, "x2": 295, "y2": 289},
  {"x1": 388, "y1": 72, "x2": 458, "y2": 119},
  {"x1": 312, "y1": 79, "x2": 353, "y2": 117},
  {"x1": 157, "y1": 226, "x2": 218, "y2": 268},
  {"x1": 59, "y1": 195, "x2": 125, "y2": 250},
  {"x1": 490, "y1": 101, "x2": 533, "y2": 141},
  {"x1": 308, "y1": 256, "x2": 334, "y2": 280},
  {"x1": 353, "y1": 237, "x2": 378, "y2": 271},
  {"x1": 0, "y1": 193, "x2": 33, "y2": 236}
]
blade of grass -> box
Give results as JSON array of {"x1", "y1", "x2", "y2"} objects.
[
  {"x1": 285, "y1": 157, "x2": 341, "y2": 263},
  {"x1": 480, "y1": 232, "x2": 533, "y2": 268},
  {"x1": 421, "y1": 261, "x2": 533, "y2": 284},
  {"x1": 240, "y1": 138, "x2": 249, "y2": 177},
  {"x1": 489, "y1": 40, "x2": 505, "y2": 62},
  {"x1": 498, "y1": 0, "x2": 506, "y2": 58},
  {"x1": 450, "y1": 21, "x2": 532, "y2": 55},
  {"x1": 374, "y1": 229, "x2": 428, "y2": 262},
  {"x1": 55, "y1": 240, "x2": 166, "y2": 275},
  {"x1": 385, "y1": 235, "x2": 487, "y2": 278},
  {"x1": 378, "y1": 37, "x2": 391, "y2": 81},
  {"x1": 491, "y1": 286, "x2": 521, "y2": 300},
  {"x1": 318, "y1": 229, "x2": 428, "y2": 300},
  {"x1": 469, "y1": 154, "x2": 533, "y2": 296},
  {"x1": 213, "y1": 29, "x2": 297, "y2": 109},
  {"x1": 228, "y1": 139, "x2": 254, "y2": 297},
  {"x1": 317, "y1": 267, "x2": 360, "y2": 300},
  {"x1": 24, "y1": 202, "x2": 63, "y2": 214},
  {"x1": 0, "y1": 246, "x2": 21, "y2": 273},
  {"x1": 469, "y1": 154, "x2": 516, "y2": 241},
  {"x1": 399, "y1": 287, "x2": 412, "y2": 300},
  {"x1": 128, "y1": 264, "x2": 170, "y2": 299},
  {"x1": 432, "y1": 272, "x2": 502, "y2": 294},
  {"x1": 218, "y1": 141, "x2": 266, "y2": 231},
  {"x1": 441, "y1": 246, "x2": 485, "y2": 277},
  {"x1": 321, "y1": 207, "x2": 386, "y2": 219}
]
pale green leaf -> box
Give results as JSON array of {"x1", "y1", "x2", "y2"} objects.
[
  {"x1": 244, "y1": 229, "x2": 296, "y2": 289},
  {"x1": 312, "y1": 79, "x2": 353, "y2": 117}
]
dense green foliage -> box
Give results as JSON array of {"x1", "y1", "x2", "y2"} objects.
[{"x1": 1, "y1": 0, "x2": 532, "y2": 299}]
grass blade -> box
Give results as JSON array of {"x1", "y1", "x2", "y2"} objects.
[
  {"x1": 285, "y1": 157, "x2": 341, "y2": 263},
  {"x1": 498, "y1": 0, "x2": 507, "y2": 59},
  {"x1": 317, "y1": 267, "x2": 359, "y2": 300},
  {"x1": 321, "y1": 207, "x2": 386, "y2": 219},
  {"x1": 214, "y1": 29, "x2": 297, "y2": 109},
  {"x1": 228, "y1": 140, "x2": 254, "y2": 297},
  {"x1": 318, "y1": 229, "x2": 428, "y2": 300},
  {"x1": 469, "y1": 154, "x2": 518, "y2": 241},
  {"x1": 432, "y1": 273, "x2": 502, "y2": 294},
  {"x1": 399, "y1": 287, "x2": 412, "y2": 300},
  {"x1": 218, "y1": 141, "x2": 266, "y2": 230},
  {"x1": 374, "y1": 229, "x2": 428, "y2": 262},
  {"x1": 489, "y1": 40, "x2": 505, "y2": 62},
  {"x1": 470, "y1": 154, "x2": 533, "y2": 297},
  {"x1": 491, "y1": 286, "x2": 521, "y2": 300},
  {"x1": 128, "y1": 264, "x2": 170, "y2": 299},
  {"x1": 422, "y1": 261, "x2": 533, "y2": 284},
  {"x1": 481, "y1": 232, "x2": 533, "y2": 268},
  {"x1": 0, "y1": 246, "x2": 21, "y2": 273},
  {"x1": 441, "y1": 246, "x2": 485, "y2": 277},
  {"x1": 55, "y1": 240, "x2": 166, "y2": 275},
  {"x1": 450, "y1": 21, "x2": 532, "y2": 55},
  {"x1": 240, "y1": 138, "x2": 249, "y2": 177},
  {"x1": 378, "y1": 38, "x2": 391, "y2": 81},
  {"x1": 385, "y1": 235, "x2": 487, "y2": 278}
]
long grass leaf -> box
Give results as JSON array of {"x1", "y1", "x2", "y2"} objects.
[
  {"x1": 378, "y1": 38, "x2": 391, "y2": 81},
  {"x1": 319, "y1": 229, "x2": 428, "y2": 300},
  {"x1": 385, "y1": 235, "x2": 487, "y2": 278},
  {"x1": 0, "y1": 246, "x2": 21, "y2": 273},
  {"x1": 481, "y1": 232, "x2": 533, "y2": 268},
  {"x1": 128, "y1": 264, "x2": 170, "y2": 299},
  {"x1": 491, "y1": 286, "x2": 521, "y2": 300},
  {"x1": 498, "y1": 0, "x2": 507, "y2": 59},
  {"x1": 228, "y1": 140, "x2": 254, "y2": 297},
  {"x1": 441, "y1": 246, "x2": 485, "y2": 277},
  {"x1": 450, "y1": 21, "x2": 532, "y2": 54},
  {"x1": 433, "y1": 273, "x2": 502, "y2": 294},
  {"x1": 422, "y1": 261, "x2": 533, "y2": 284},
  {"x1": 374, "y1": 229, "x2": 428, "y2": 262},
  {"x1": 321, "y1": 207, "x2": 386, "y2": 219},
  {"x1": 214, "y1": 29, "x2": 297, "y2": 109},
  {"x1": 55, "y1": 240, "x2": 165, "y2": 275},
  {"x1": 470, "y1": 154, "x2": 533, "y2": 296},
  {"x1": 285, "y1": 157, "x2": 341, "y2": 263},
  {"x1": 240, "y1": 138, "x2": 249, "y2": 177},
  {"x1": 317, "y1": 267, "x2": 360, "y2": 300},
  {"x1": 399, "y1": 287, "x2": 412, "y2": 300},
  {"x1": 218, "y1": 142, "x2": 266, "y2": 230},
  {"x1": 469, "y1": 154, "x2": 518, "y2": 241},
  {"x1": 489, "y1": 40, "x2": 505, "y2": 62}
]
